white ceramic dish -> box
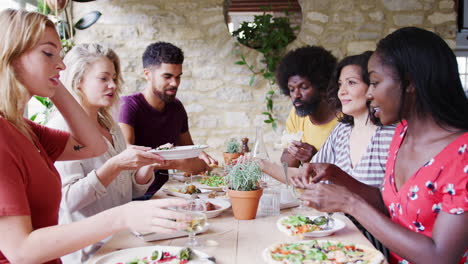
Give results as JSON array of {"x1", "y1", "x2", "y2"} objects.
[
  {"x1": 149, "y1": 145, "x2": 208, "y2": 160},
  {"x1": 193, "y1": 182, "x2": 225, "y2": 191},
  {"x1": 203, "y1": 198, "x2": 231, "y2": 218},
  {"x1": 132, "y1": 223, "x2": 210, "y2": 242},
  {"x1": 93, "y1": 245, "x2": 213, "y2": 264},
  {"x1": 276, "y1": 215, "x2": 345, "y2": 238},
  {"x1": 162, "y1": 188, "x2": 214, "y2": 199}
]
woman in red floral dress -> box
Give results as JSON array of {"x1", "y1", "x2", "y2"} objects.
[{"x1": 291, "y1": 27, "x2": 468, "y2": 264}]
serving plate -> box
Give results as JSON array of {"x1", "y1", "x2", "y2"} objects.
[
  {"x1": 203, "y1": 198, "x2": 231, "y2": 218},
  {"x1": 263, "y1": 239, "x2": 386, "y2": 264},
  {"x1": 149, "y1": 145, "x2": 208, "y2": 160},
  {"x1": 276, "y1": 215, "x2": 345, "y2": 238},
  {"x1": 162, "y1": 188, "x2": 214, "y2": 199},
  {"x1": 93, "y1": 245, "x2": 213, "y2": 264}
]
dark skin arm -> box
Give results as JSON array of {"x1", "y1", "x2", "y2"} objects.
[
  {"x1": 291, "y1": 163, "x2": 387, "y2": 214},
  {"x1": 292, "y1": 163, "x2": 468, "y2": 264},
  {"x1": 280, "y1": 141, "x2": 317, "y2": 168}
]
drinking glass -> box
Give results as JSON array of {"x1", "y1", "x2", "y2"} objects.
[
  {"x1": 175, "y1": 199, "x2": 208, "y2": 247},
  {"x1": 282, "y1": 162, "x2": 318, "y2": 216}
]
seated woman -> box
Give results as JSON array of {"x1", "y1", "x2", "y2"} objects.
[
  {"x1": 293, "y1": 27, "x2": 468, "y2": 264},
  {"x1": 261, "y1": 51, "x2": 394, "y2": 188},
  {"x1": 311, "y1": 51, "x2": 395, "y2": 188},
  {"x1": 47, "y1": 43, "x2": 163, "y2": 263},
  {"x1": 0, "y1": 9, "x2": 188, "y2": 264}
]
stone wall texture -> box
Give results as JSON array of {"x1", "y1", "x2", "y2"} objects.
[{"x1": 73, "y1": 0, "x2": 457, "y2": 160}]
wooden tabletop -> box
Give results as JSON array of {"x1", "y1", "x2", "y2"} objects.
[{"x1": 87, "y1": 180, "x2": 377, "y2": 264}]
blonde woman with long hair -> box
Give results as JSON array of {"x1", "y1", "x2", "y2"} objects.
[
  {"x1": 48, "y1": 43, "x2": 168, "y2": 263},
  {"x1": 0, "y1": 9, "x2": 188, "y2": 264}
]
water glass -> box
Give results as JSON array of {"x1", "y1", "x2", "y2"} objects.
[{"x1": 257, "y1": 185, "x2": 280, "y2": 217}]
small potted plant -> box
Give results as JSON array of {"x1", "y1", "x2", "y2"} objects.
[
  {"x1": 225, "y1": 157, "x2": 263, "y2": 220},
  {"x1": 223, "y1": 138, "x2": 243, "y2": 165}
]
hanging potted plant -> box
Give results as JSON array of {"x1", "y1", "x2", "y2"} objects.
[
  {"x1": 225, "y1": 157, "x2": 263, "y2": 220},
  {"x1": 232, "y1": 10, "x2": 299, "y2": 131},
  {"x1": 223, "y1": 138, "x2": 243, "y2": 165}
]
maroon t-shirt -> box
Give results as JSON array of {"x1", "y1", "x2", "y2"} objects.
[
  {"x1": 119, "y1": 92, "x2": 188, "y2": 149},
  {"x1": 0, "y1": 118, "x2": 69, "y2": 263},
  {"x1": 119, "y1": 93, "x2": 189, "y2": 196}
]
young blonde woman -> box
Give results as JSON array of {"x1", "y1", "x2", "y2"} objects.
[
  {"x1": 47, "y1": 43, "x2": 167, "y2": 263},
  {"x1": 0, "y1": 9, "x2": 188, "y2": 264}
]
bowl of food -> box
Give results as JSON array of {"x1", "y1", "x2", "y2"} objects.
[
  {"x1": 149, "y1": 144, "x2": 208, "y2": 160},
  {"x1": 203, "y1": 198, "x2": 231, "y2": 218}
]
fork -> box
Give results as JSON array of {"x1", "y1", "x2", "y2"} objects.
[{"x1": 321, "y1": 180, "x2": 334, "y2": 229}]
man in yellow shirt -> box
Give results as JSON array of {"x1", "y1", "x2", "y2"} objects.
[{"x1": 276, "y1": 46, "x2": 338, "y2": 167}]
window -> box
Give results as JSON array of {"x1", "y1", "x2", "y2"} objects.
[{"x1": 456, "y1": 51, "x2": 468, "y2": 96}]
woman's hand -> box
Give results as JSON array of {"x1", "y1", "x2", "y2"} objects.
[
  {"x1": 290, "y1": 163, "x2": 342, "y2": 188},
  {"x1": 121, "y1": 198, "x2": 190, "y2": 234},
  {"x1": 113, "y1": 145, "x2": 165, "y2": 170},
  {"x1": 198, "y1": 151, "x2": 218, "y2": 166}
]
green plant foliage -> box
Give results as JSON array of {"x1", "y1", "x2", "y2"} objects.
[
  {"x1": 31, "y1": 0, "x2": 100, "y2": 123},
  {"x1": 225, "y1": 138, "x2": 241, "y2": 153},
  {"x1": 225, "y1": 159, "x2": 262, "y2": 191},
  {"x1": 232, "y1": 10, "x2": 298, "y2": 131}
]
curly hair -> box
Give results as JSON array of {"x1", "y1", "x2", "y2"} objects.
[
  {"x1": 275, "y1": 46, "x2": 337, "y2": 96},
  {"x1": 328, "y1": 51, "x2": 374, "y2": 125},
  {"x1": 142, "y1": 42, "x2": 184, "y2": 68}
]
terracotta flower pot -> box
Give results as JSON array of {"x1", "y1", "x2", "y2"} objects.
[
  {"x1": 228, "y1": 188, "x2": 263, "y2": 220},
  {"x1": 223, "y1": 152, "x2": 243, "y2": 165}
]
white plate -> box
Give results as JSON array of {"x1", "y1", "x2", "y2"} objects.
[
  {"x1": 203, "y1": 198, "x2": 231, "y2": 218},
  {"x1": 162, "y1": 188, "x2": 214, "y2": 199},
  {"x1": 93, "y1": 245, "x2": 213, "y2": 264},
  {"x1": 193, "y1": 182, "x2": 225, "y2": 191},
  {"x1": 276, "y1": 215, "x2": 345, "y2": 237},
  {"x1": 132, "y1": 223, "x2": 210, "y2": 242},
  {"x1": 149, "y1": 145, "x2": 208, "y2": 160}
]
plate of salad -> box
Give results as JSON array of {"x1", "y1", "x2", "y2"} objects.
[
  {"x1": 277, "y1": 215, "x2": 345, "y2": 238},
  {"x1": 195, "y1": 174, "x2": 226, "y2": 191},
  {"x1": 94, "y1": 245, "x2": 214, "y2": 264},
  {"x1": 263, "y1": 240, "x2": 386, "y2": 264}
]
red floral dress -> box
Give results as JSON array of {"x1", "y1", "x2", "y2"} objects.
[{"x1": 381, "y1": 121, "x2": 468, "y2": 264}]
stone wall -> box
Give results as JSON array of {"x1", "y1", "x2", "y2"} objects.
[{"x1": 73, "y1": 0, "x2": 457, "y2": 161}]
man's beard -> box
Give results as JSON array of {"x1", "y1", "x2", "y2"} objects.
[
  {"x1": 154, "y1": 88, "x2": 177, "y2": 103},
  {"x1": 294, "y1": 96, "x2": 321, "y2": 117}
]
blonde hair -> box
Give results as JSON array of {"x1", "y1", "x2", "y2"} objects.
[
  {"x1": 0, "y1": 9, "x2": 55, "y2": 137},
  {"x1": 61, "y1": 43, "x2": 123, "y2": 130}
]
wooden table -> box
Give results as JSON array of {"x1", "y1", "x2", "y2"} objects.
[{"x1": 87, "y1": 181, "x2": 377, "y2": 264}]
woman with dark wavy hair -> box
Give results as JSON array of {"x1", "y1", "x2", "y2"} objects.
[{"x1": 294, "y1": 27, "x2": 468, "y2": 264}]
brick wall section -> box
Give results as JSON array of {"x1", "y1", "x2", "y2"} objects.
[{"x1": 73, "y1": 0, "x2": 456, "y2": 160}]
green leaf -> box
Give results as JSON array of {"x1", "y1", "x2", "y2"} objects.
[
  {"x1": 261, "y1": 112, "x2": 270, "y2": 115},
  {"x1": 272, "y1": 121, "x2": 278, "y2": 131},
  {"x1": 267, "y1": 90, "x2": 275, "y2": 95},
  {"x1": 235, "y1": 61, "x2": 246, "y2": 65},
  {"x1": 249, "y1": 75, "x2": 255, "y2": 86},
  {"x1": 267, "y1": 100, "x2": 273, "y2": 111},
  {"x1": 264, "y1": 119, "x2": 273, "y2": 123},
  {"x1": 30, "y1": 113, "x2": 38, "y2": 121}
]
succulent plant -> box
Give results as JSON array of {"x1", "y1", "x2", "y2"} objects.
[
  {"x1": 225, "y1": 157, "x2": 262, "y2": 191},
  {"x1": 225, "y1": 138, "x2": 241, "y2": 154}
]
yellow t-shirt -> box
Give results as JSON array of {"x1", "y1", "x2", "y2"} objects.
[{"x1": 285, "y1": 107, "x2": 338, "y2": 150}]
